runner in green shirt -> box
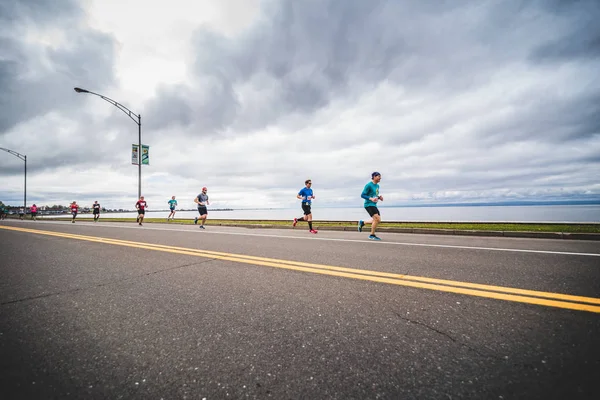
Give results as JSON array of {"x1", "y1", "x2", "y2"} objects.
[
  {"x1": 167, "y1": 196, "x2": 178, "y2": 221},
  {"x1": 358, "y1": 172, "x2": 384, "y2": 241}
]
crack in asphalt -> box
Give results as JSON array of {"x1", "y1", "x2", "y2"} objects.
[
  {"x1": 0, "y1": 259, "x2": 217, "y2": 306},
  {"x1": 393, "y1": 311, "x2": 502, "y2": 360}
]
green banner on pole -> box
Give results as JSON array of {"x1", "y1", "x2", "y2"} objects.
[{"x1": 142, "y1": 145, "x2": 149, "y2": 165}]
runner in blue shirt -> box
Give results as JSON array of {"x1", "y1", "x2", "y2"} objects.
[
  {"x1": 358, "y1": 172, "x2": 384, "y2": 240},
  {"x1": 167, "y1": 196, "x2": 178, "y2": 222},
  {"x1": 292, "y1": 179, "x2": 317, "y2": 234}
]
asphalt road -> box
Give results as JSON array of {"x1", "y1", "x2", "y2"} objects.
[{"x1": 1, "y1": 219, "x2": 599, "y2": 400}]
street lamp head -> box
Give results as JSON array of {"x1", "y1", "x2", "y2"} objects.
[{"x1": 74, "y1": 87, "x2": 89, "y2": 93}]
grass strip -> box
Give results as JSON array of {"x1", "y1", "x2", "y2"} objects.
[{"x1": 38, "y1": 217, "x2": 600, "y2": 233}]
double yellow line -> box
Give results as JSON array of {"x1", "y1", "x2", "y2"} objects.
[{"x1": 2, "y1": 225, "x2": 600, "y2": 313}]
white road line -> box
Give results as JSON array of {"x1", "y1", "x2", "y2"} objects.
[{"x1": 6, "y1": 219, "x2": 600, "y2": 257}]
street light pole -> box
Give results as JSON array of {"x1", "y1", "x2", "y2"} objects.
[
  {"x1": 138, "y1": 114, "x2": 142, "y2": 201},
  {"x1": 0, "y1": 147, "x2": 27, "y2": 211},
  {"x1": 24, "y1": 155, "x2": 27, "y2": 212},
  {"x1": 74, "y1": 87, "x2": 142, "y2": 199}
]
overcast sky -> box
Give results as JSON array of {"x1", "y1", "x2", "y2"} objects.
[{"x1": 1, "y1": 0, "x2": 599, "y2": 210}]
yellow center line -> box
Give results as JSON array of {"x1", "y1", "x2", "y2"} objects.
[
  {"x1": 2, "y1": 225, "x2": 600, "y2": 313},
  {"x1": 13, "y1": 226, "x2": 597, "y2": 305}
]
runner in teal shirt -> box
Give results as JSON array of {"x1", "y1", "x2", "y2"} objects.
[
  {"x1": 358, "y1": 172, "x2": 384, "y2": 240},
  {"x1": 167, "y1": 196, "x2": 178, "y2": 221},
  {"x1": 362, "y1": 181, "x2": 380, "y2": 207}
]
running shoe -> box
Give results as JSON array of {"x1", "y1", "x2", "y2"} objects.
[
  {"x1": 358, "y1": 220, "x2": 364, "y2": 232},
  {"x1": 194, "y1": 217, "x2": 198, "y2": 225},
  {"x1": 199, "y1": 225, "x2": 205, "y2": 229},
  {"x1": 293, "y1": 218, "x2": 298, "y2": 227},
  {"x1": 368, "y1": 235, "x2": 381, "y2": 241},
  {"x1": 139, "y1": 222, "x2": 142, "y2": 226},
  {"x1": 309, "y1": 229, "x2": 318, "y2": 234}
]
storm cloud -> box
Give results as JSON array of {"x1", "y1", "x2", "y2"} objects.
[
  {"x1": 0, "y1": 0, "x2": 117, "y2": 134},
  {"x1": 141, "y1": 0, "x2": 600, "y2": 154}
]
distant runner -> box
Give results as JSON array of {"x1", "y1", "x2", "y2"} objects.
[
  {"x1": 18, "y1": 208, "x2": 25, "y2": 220},
  {"x1": 30, "y1": 204, "x2": 38, "y2": 221},
  {"x1": 358, "y1": 172, "x2": 384, "y2": 241},
  {"x1": 136, "y1": 196, "x2": 147, "y2": 226},
  {"x1": 0, "y1": 204, "x2": 6, "y2": 220},
  {"x1": 92, "y1": 201, "x2": 101, "y2": 222},
  {"x1": 292, "y1": 179, "x2": 317, "y2": 234},
  {"x1": 167, "y1": 196, "x2": 178, "y2": 221},
  {"x1": 70, "y1": 201, "x2": 79, "y2": 223},
  {"x1": 194, "y1": 187, "x2": 209, "y2": 229}
]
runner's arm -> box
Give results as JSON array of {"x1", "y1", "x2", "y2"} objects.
[{"x1": 361, "y1": 188, "x2": 377, "y2": 202}]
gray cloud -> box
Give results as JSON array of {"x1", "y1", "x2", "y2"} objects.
[
  {"x1": 0, "y1": 0, "x2": 117, "y2": 135},
  {"x1": 532, "y1": 30, "x2": 600, "y2": 62},
  {"x1": 144, "y1": 84, "x2": 194, "y2": 130},
  {"x1": 144, "y1": 0, "x2": 600, "y2": 138},
  {"x1": 529, "y1": 0, "x2": 600, "y2": 62},
  {"x1": 464, "y1": 90, "x2": 600, "y2": 151},
  {"x1": 145, "y1": 0, "x2": 419, "y2": 133},
  {"x1": 144, "y1": 80, "x2": 239, "y2": 135},
  {"x1": 0, "y1": 108, "x2": 136, "y2": 176},
  {"x1": 0, "y1": 0, "x2": 81, "y2": 24}
]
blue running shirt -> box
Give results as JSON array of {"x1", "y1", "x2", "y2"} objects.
[{"x1": 298, "y1": 187, "x2": 313, "y2": 204}]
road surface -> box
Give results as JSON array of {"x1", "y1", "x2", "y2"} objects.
[{"x1": 1, "y1": 220, "x2": 599, "y2": 399}]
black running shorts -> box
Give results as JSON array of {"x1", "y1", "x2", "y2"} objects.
[
  {"x1": 138, "y1": 209, "x2": 145, "y2": 215},
  {"x1": 302, "y1": 203, "x2": 312, "y2": 215},
  {"x1": 365, "y1": 206, "x2": 380, "y2": 217},
  {"x1": 198, "y1": 206, "x2": 208, "y2": 216}
]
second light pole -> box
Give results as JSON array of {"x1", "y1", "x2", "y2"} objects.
[{"x1": 74, "y1": 87, "x2": 143, "y2": 199}]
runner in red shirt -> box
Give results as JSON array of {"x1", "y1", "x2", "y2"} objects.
[
  {"x1": 135, "y1": 196, "x2": 148, "y2": 226},
  {"x1": 70, "y1": 201, "x2": 79, "y2": 223}
]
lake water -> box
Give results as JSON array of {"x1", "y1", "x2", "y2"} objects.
[{"x1": 49, "y1": 205, "x2": 600, "y2": 223}]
